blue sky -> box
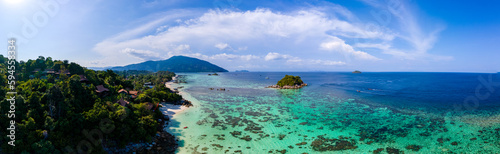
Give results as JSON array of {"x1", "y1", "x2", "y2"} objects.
[{"x1": 1, "y1": 0, "x2": 499, "y2": 72}]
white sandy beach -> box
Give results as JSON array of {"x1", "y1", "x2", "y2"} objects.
[
  {"x1": 159, "y1": 79, "x2": 189, "y2": 119},
  {"x1": 159, "y1": 103, "x2": 188, "y2": 119}
]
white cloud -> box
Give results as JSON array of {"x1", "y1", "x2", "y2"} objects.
[
  {"x1": 354, "y1": 43, "x2": 390, "y2": 50},
  {"x1": 215, "y1": 43, "x2": 230, "y2": 50},
  {"x1": 90, "y1": 4, "x2": 451, "y2": 70},
  {"x1": 238, "y1": 47, "x2": 248, "y2": 51},
  {"x1": 263, "y1": 52, "x2": 344, "y2": 66},
  {"x1": 92, "y1": 8, "x2": 392, "y2": 67},
  {"x1": 121, "y1": 48, "x2": 162, "y2": 60},
  {"x1": 209, "y1": 53, "x2": 259, "y2": 61},
  {"x1": 311, "y1": 59, "x2": 346, "y2": 66},
  {"x1": 156, "y1": 25, "x2": 168, "y2": 33},
  {"x1": 320, "y1": 37, "x2": 381, "y2": 61},
  {"x1": 264, "y1": 52, "x2": 292, "y2": 61}
]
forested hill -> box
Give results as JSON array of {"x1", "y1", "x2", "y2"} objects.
[
  {"x1": 110, "y1": 56, "x2": 228, "y2": 72},
  {"x1": 0, "y1": 55, "x2": 182, "y2": 153}
]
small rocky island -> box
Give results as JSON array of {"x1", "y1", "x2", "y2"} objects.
[
  {"x1": 352, "y1": 70, "x2": 362, "y2": 73},
  {"x1": 266, "y1": 75, "x2": 308, "y2": 89}
]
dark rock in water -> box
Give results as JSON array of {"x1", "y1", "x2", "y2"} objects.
[
  {"x1": 211, "y1": 144, "x2": 223, "y2": 148},
  {"x1": 209, "y1": 113, "x2": 219, "y2": 118},
  {"x1": 437, "y1": 137, "x2": 449, "y2": 143},
  {"x1": 299, "y1": 122, "x2": 308, "y2": 125},
  {"x1": 405, "y1": 145, "x2": 422, "y2": 151},
  {"x1": 437, "y1": 138, "x2": 443, "y2": 143},
  {"x1": 279, "y1": 134, "x2": 286, "y2": 140},
  {"x1": 234, "y1": 150, "x2": 242, "y2": 153},
  {"x1": 245, "y1": 111, "x2": 262, "y2": 116},
  {"x1": 385, "y1": 147, "x2": 402, "y2": 154},
  {"x1": 310, "y1": 135, "x2": 357, "y2": 151},
  {"x1": 202, "y1": 147, "x2": 208, "y2": 151},
  {"x1": 277, "y1": 149, "x2": 287, "y2": 154},
  {"x1": 470, "y1": 137, "x2": 477, "y2": 141},
  {"x1": 241, "y1": 135, "x2": 252, "y2": 141},
  {"x1": 451, "y1": 141, "x2": 458, "y2": 145},
  {"x1": 419, "y1": 132, "x2": 431, "y2": 136},
  {"x1": 131, "y1": 128, "x2": 178, "y2": 154},
  {"x1": 288, "y1": 145, "x2": 294, "y2": 149},
  {"x1": 296, "y1": 142, "x2": 307, "y2": 146},
  {"x1": 373, "y1": 148, "x2": 384, "y2": 154}
]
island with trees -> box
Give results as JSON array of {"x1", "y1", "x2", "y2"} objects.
[
  {"x1": 266, "y1": 75, "x2": 307, "y2": 89},
  {"x1": 0, "y1": 55, "x2": 187, "y2": 153}
]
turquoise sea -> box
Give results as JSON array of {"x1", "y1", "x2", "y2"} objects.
[{"x1": 167, "y1": 72, "x2": 500, "y2": 153}]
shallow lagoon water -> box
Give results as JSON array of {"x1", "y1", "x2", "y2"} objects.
[{"x1": 168, "y1": 72, "x2": 500, "y2": 153}]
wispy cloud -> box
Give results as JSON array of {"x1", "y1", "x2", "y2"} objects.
[
  {"x1": 121, "y1": 48, "x2": 161, "y2": 60},
  {"x1": 359, "y1": 0, "x2": 453, "y2": 61}
]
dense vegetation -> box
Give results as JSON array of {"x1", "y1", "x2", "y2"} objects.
[
  {"x1": 277, "y1": 75, "x2": 304, "y2": 87},
  {"x1": 0, "y1": 55, "x2": 182, "y2": 153},
  {"x1": 111, "y1": 56, "x2": 228, "y2": 72}
]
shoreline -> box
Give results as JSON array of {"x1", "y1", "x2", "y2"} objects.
[
  {"x1": 266, "y1": 83, "x2": 308, "y2": 89},
  {"x1": 104, "y1": 78, "x2": 192, "y2": 153},
  {"x1": 162, "y1": 80, "x2": 191, "y2": 119}
]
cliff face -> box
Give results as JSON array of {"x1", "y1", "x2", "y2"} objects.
[{"x1": 111, "y1": 56, "x2": 228, "y2": 72}]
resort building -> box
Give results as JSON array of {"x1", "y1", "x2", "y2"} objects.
[{"x1": 96, "y1": 85, "x2": 110, "y2": 97}]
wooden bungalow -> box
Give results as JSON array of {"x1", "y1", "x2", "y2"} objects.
[
  {"x1": 79, "y1": 75, "x2": 90, "y2": 84},
  {"x1": 44, "y1": 69, "x2": 55, "y2": 74},
  {"x1": 32, "y1": 68, "x2": 41, "y2": 73},
  {"x1": 128, "y1": 90, "x2": 139, "y2": 99},
  {"x1": 118, "y1": 89, "x2": 128, "y2": 95},
  {"x1": 96, "y1": 85, "x2": 109, "y2": 97},
  {"x1": 117, "y1": 89, "x2": 140, "y2": 99},
  {"x1": 116, "y1": 98, "x2": 129, "y2": 107},
  {"x1": 55, "y1": 70, "x2": 70, "y2": 75}
]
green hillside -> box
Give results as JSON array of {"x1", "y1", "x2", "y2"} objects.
[
  {"x1": 0, "y1": 55, "x2": 182, "y2": 153},
  {"x1": 111, "y1": 56, "x2": 228, "y2": 72}
]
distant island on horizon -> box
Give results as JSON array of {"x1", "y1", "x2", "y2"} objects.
[{"x1": 110, "y1": 56, "x2": 228, "y2": 72}]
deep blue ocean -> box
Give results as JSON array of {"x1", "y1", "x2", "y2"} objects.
[{"x1": 220, "y1": 72, "x2": 500, "y2": 114}]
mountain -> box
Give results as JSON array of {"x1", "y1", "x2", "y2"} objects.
[{"x1": 110, "y1": 56, "x2": 228, "y2": 72}]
